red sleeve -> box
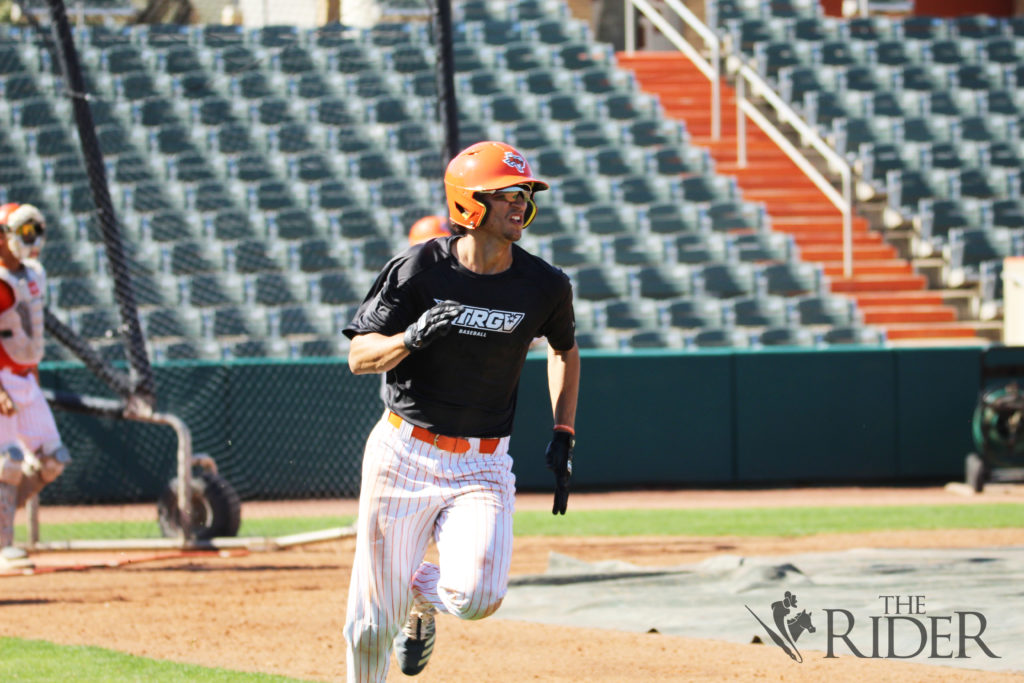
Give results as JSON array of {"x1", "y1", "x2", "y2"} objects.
[{"x1": 0, "y1": 281, "x2": 14, "y2": 313}]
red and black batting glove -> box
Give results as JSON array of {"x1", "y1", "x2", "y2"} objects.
[
  {"x1": 403, "y1": 300, "x2": 464, "y2": 351},
  {"x1": 545, "y1": 429, "x2": 574, "y2": 515}
]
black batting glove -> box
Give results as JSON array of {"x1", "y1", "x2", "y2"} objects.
[
  {"x1": 403, "y1": 300, "x2": 464, "y2": 351},
  {"x1": 545, "y1": 430, "x2": 574, "y2": 515}
]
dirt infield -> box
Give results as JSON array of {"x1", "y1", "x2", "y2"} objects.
[{"x1": 2, "y1": 487, "x2": 1023, "y2": 682}]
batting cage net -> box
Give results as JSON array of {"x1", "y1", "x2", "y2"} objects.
[
  {"x1": 1, "y1": 2, "x2": 494, "y2": 545},
  {"x1": 1, "y1": 0, "x2": 642, "y2": 546}
]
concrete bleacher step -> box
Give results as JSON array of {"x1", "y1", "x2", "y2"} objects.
[{"x1": 617, "y1": 50, "x2": 992, "y2": 346}]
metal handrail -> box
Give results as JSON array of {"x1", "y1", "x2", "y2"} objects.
[
  {"x1": 732, "y1": 59, "x2": 855, "y2": 277},
  {"x1": 622, "y1": 0, "x2": 855, "y2": 276},
  {"x1": 625, "y1": 0, "x2": 721, "y2": 140}
]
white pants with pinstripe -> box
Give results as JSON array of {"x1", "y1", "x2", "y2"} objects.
[
  {"x1": 0, "y1": 369, "x2": 63, "y2": 547},
  {"x1": 343, "y1": 411, "x2": 516, "y2": 683}
]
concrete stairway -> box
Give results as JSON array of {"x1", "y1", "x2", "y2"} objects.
[{"x1": 616, "y1": 51, "x2": 997, "y2": 344}]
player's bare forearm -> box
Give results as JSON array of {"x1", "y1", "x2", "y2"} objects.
[
  {"x1": 547, "y1": 342, "x2": 580, "y2": 427},
  {"x1": 0, "y1": 383, "x2": 13, "y2": 416},
  {"x1": 348, "y1": 333, "x2": 410, "y2": 375}
]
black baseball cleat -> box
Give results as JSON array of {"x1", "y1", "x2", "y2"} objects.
[{"x1": 393, "y1": 604, "x2": 436, "y2": 676}]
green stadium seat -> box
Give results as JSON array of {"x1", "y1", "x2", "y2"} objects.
[
  {"x1": 274, "y1": 304, "x2": 334, "y2": 337},
  {"x1": 543, "y1": 234, "x2": 600, "y2": 268},
  {"x1": 169, "y1": 241, "x2": 219, "y2": 275},
  {"x1": 40, "y1": 241, "x2": 94, "y2": 277},
  {"x1": 231, "y1": 239, "x2": 286, "y2": 274},
  {"x1": 254, "y1": 272, "x2": 307, "y2": 306},
  {"x1": 601, "y1": 299, "x2": 659, "y2": 330},
  {"x1": 271, "y1": 208, "x2": 321, "y2": 241},
  {"x1": 212, "y1": 45, "x2": 255, "y2": 74},
  {"x1": 570, "y1": 264, "x2": 630, "y2": 301},
  {"x1": 145, "y1": 306, "x2": 203, "y2": 339},
  {"x1": 821, "y1": 324, "x2": 886, "y2": 346},
  {"x1": 688, "y1": 327, "x2": 750, "y2": 348},
  {"x1": 627, "y1": 329, "x2": 686, "y2": 349},
  {"x1": 11, "y1": 97, "x2": 60, "y2": 128},
  {"x1": 662, "y1": 297, "x2": 722, "y2": 329},
  {"x1": 633, "y1": 264, "x2": 693, "y2": 300},
  {"x1": 753, "y1": 325, "x2": 815, "y2": 347},
  {"x1": 727, "y1": 295, "x2": 789, "y2": 327},
  {"x1": 188, "y1": 272, "x2": 245, "y2": 307},
  {"x1": 298, "y1": 336, "x2": 350, "y2": 358},
  {"x1": 213, "y1": 304, "x2": 267, "y2": 336}
]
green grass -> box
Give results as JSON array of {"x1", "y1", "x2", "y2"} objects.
[
  {"x1": 19, "y1": 503, "x2": 1024, "y2": 543},
  {"x1": 17, "y1": 516, "x2": 357, "y2": 543},
  {"x1": 512, "y1": 503, "x2": 1024, "y2": 537},
  {"x1": 0, "y1": 638, "x2": 311, "y2": 682},
  {"x1": 8, "y1": 502, "x2": 1024, "y2": 680}
]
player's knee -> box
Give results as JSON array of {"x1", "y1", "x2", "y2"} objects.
[
  {"x1": 441, "y1": 585, "x2": 505, "y2": 620},
  {"x1": 343, "y1": 618, "x2": 386, "y2": 655},
  {"x1": 0, "y1": 444, "x2": 25, "y2": 486},
  {"x1": 25, "y1": 445, "x2": 70, "y2": 483}
]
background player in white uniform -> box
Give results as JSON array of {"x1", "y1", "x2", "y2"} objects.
[
  {"x1": 342, "y1": 141, "x2": 580, "y2": 682},
  {"x1": 0, "y1": 203, "x2": 71, "y2": 570}
]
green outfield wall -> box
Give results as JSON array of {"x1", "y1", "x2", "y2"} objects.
[{"x1": 38, "y1": 346, "x2": 991, "y2": 503}]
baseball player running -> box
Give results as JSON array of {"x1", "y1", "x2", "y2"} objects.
[
  {"x1": 0, "y1": 203, "x2": 71, "y2": 571},
  {"x1": 342, "y1": 141, "x2": 579, "y2": 681}
]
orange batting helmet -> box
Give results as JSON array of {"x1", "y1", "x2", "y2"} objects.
[
  {"x1": 444, "y1": 141, "x2": 548, "y2": 230},
  {"x1": 408, "y1": 215, "x2": 451, "y2": 245}
]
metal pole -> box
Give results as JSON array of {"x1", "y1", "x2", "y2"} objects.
[
  {"x1": 26, "y1": 495, "x2": 39, "y2": 549},
  {"x1": 842, "y1": 168, "x2": 853, "y2": 278},
  {"x1": 711, "y1": 40, "x2": 721, "y2": 140},
  {"x1": 625, "y1": 0, "x2": 636, "y2": 54},
  {"x1": 737, "y1": 71, "x2": 746, "y2": 167}
]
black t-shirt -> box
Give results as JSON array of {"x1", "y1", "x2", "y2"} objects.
[{"x1": 344, "y1": 235, "x2": 575, "y2": 437}]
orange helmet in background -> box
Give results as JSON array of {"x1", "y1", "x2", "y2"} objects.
[
  {"x1": 444, "y1": 141, "x2": 549, "y2": 230},
  {"x1": 408, "y1": 215, "x2": 451, "y2": 245},
  {"x1": 0, "y1": 202, "x2": 45, "y2": 260},
  {"x1": 0, "y1": 203, "x2": 19, "y2": 227}
]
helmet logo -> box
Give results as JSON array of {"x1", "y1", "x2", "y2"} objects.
[{"x1": 502, "y1": 151, "x2": 526, "y2": 174}]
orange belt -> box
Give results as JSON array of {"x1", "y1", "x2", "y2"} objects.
[{"x1": 387, "y1": 412, "x2": 500, "y2": 454}]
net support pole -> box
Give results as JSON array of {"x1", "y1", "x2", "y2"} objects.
[
  {"x1": 433, "y1": 0, "x2": 459, "y2": 165},
  {"x1": 45, "y1": 0, "x2": 155, "y2": 407}
]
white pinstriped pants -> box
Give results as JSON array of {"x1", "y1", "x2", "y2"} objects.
[
  {"x1": 0, "y1": 370, "x2": 62, "y2": 456},
  {"x1": 0, "y1": 369, "x2": 63, "y2": 548},
  {"x1": 343, "y1": 411, "x2": 516, "y2": 683}
]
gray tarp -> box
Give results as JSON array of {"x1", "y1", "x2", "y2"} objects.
[{"x1": 497, "y1": 547, "x2": 1024, "y2": 674}]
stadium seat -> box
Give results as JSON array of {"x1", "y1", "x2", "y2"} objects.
[
  {"x1": 757, "y1": 262, "x2": 824, "y2": 297},
  {"x1": 570, "y1": 264, "x2": 630, "y2": 301},
  {"x1": 604, "y1": 234, "x2": 663, "y2": 265},
  {"x1": 213, "y1": 304, "x2": 268, "y2": 337},
  {"x1": 821, "y1": 324, "x2": 886, "y2": 346},
  {"x1": 601, "y1": 299, "x2": 659, "y2": 330},
  {"x1": 317, "y1": 271, "x2": 364, "y2": 305},
  {"x1": 231, "y1": 239, "x2": 286, "y2": 274},
  {"x1": 574, "y1": 330, "x2": 621, "y2": 350},
  {"x1": 727, "y1": 295, "x2": 789, "y2": 327},
  {"x1": 210, "y1": 210, "x2": 257, "y2": 241},
  {"x1": 169, "y1": 240, "x2": 219, "y2": 275},
  {"x1": 634, "y1": 264, "x2": 694, "y2": 300},
  {"x1": 687, "y1": 327, "x2": 749, "y2": 348},
  {"x1": 145, "y1": 306, "x2": 203, "y2": 339},
  {"x1": 752, "y1": 325, "x2": 815, "y2": 347},
  {"x1": 188, "y1": 272, "x2": 245, "y2": 307},
  {"x1": 694, "y1": 262, "x2": 757, "y2": 299},
  {"x1": 790, "y1": 295, "x2": 860, "y2": 326}
]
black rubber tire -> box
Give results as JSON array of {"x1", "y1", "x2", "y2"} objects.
[
  {"x1": 157, "y1": 471, "x2": 241, "y2": 540},
  {"x1": 965, "y1": 452, "x2": 988, "y2": 494}
]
